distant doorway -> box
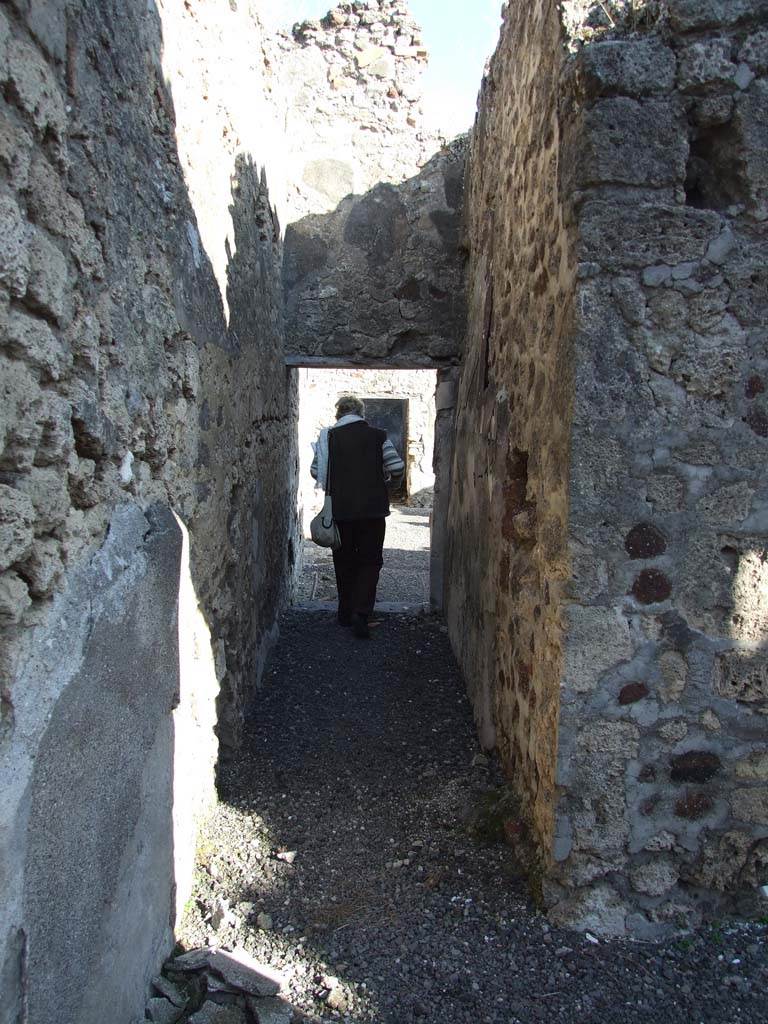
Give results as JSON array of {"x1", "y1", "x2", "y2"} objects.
[
  {"x1": 294, "y1": 367, "x2": 438, "y2": 613},
  {"x1": 364, "y1": 398, "x2": 408, "y2": 502}
]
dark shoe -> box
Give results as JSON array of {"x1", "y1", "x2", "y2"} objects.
[{"x1": 351, "y1": 613, "x2": 370, "y2": 639}]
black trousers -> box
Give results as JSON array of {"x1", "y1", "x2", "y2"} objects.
[{"x1": 332, "y1": 517, "x2": 386, "y2": 620}]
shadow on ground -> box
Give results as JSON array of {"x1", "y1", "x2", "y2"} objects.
[{"x1": 174, "y1": 612, "x2": 768, "y2": 1024}]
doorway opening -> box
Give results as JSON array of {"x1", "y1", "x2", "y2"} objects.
[
  {"x1": 294, "y1": 367, "x2": 440, "y2": 613},
  {"x1": 363, "y1": 398, "x2": 409, "y2": 503}
]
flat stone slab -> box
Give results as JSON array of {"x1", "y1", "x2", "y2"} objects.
[
  {"x1": 205, "y1": 970, "x2": 242, "y2": 994},
  {"x1": 188, "y1": 1003, "x2": 246, "y2": 1024},
  {"x1": 152, "y1": 975, "x2": 187, "y2": 1007},
  {"x1": 166, "y1": 947, "x2": 216, "y2": 972},
  {"x1": 146, "y1": 997, "x2": 183, "y2": 1024},
  {"x1": 209, "y1": 948, "x2": 284, "y2": 997},
  {"x1": 247, "y1": 996, "x2": 293, "y2": 1024},
  {"x1": 162, "y1": 946, "x2": 284, "y2": 999}
]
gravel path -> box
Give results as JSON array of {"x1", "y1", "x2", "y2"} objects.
[
  {"x1": 178, "y1": 611, "x2": 768, "y2": 1024},
  {"x1": 297, "y1": 506, "x2": 431, "y2": 608}
]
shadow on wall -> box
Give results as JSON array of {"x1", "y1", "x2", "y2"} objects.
[
  {"x1": 282, "y1": 137, "x2": 468, "y2": 369},
  {"x1": 3, "y1": 3, "x2": 296, "y2": 1023}
]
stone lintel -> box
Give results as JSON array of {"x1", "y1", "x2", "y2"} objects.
[{"x1": 283, "y1": 354, "x2": 446, "y2": 370}]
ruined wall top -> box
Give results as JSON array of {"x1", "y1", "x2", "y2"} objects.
[
  {"x1": 266, "y1": 1, "x2": 441, "y2": 222},
  {"x1": 559, "y1": 0, "x2": 768, "y2": 46}
]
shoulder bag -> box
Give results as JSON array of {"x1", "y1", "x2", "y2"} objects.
[{"x1": 310, "y1": 432, "x2": 341, "y2": 550}]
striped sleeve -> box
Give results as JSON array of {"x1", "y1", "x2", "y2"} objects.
[{"x1": 382, "y1": 439, "x2": 405, "y2": 477}]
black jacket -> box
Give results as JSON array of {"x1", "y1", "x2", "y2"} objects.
[{"x1": 328, "y1": 420, "x2": 390, "y2": 521}]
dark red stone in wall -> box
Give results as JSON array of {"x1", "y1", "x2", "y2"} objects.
[
  {"x1": 619, "y1": 681, "x2": 649, "y2": 704},
  {"x1": 625, "y1": 523, "x2": 667, "y2": 559},
  {"x1": 745, "y1": 406, "x2": 768, "y2": 437},
  {"x1": 745, "y1": 375, "x2": 765, "y2": 399},
  {"x1": 670, "y1": 750, "x2": 722, "y2": 783},
  {"x1": 632, "y1": 569, "x2": 672, "y2": 603},
  {"x1": 640, "y1": 796, "x2": 660, "y2": 816},
  {"x1": 675, "y1": 791, "x2": 714, "y2": 819}
]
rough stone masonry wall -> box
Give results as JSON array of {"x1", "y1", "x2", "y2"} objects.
[
  {"x1": 448, "y1": 0, "x2": 768, "y2": 936},
  {"x1": 444, "y1": 0, "x2": 576, "y2": 864},
  {"x1": 266, "y1": 0, "x2": 440, "y2": 223},
  {"x1": 550, "y1": 0, "x2": 768, "y2": 936},
  {"x1": 277, "y1": 2, "x2": 466, "y2": 370},
  {"x1": 284, "y1": 141, "x2": 466, "y2": 368},
  {"x1": 269, "y1": 1, "x2": 455, "y2": 552},
  {"x1": 0, "y1": 2, "x2": 296, "y2": 1021}
]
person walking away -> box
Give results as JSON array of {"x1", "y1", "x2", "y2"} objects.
[{"x1": 311, "y1": 395, "x2": 405, "y2": 638}]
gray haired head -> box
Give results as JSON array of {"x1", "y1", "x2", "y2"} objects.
[{"x1": 335, "y1": 394, "x2": 365, "y2": 419}]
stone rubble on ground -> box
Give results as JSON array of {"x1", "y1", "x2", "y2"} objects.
[{"x1": 141, "y1": 945, "x2": 289, "y2": 1024}]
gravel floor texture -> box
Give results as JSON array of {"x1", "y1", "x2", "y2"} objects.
[
  {"x1": 177, "y1": 611, "x2": 768, "y2": 1024},
  {"x1": 297, "y1": 506, "x2": 431, "y2": 608}
]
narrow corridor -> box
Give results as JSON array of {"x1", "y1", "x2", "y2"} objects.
[{"x1": 167, "y1": 613, "x2": 768, "y2": 1024}]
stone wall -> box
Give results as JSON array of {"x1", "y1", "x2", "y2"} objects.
[
  {"x1": 284, "y1": 141, "x2": 466, "y2": 368},
  {"x1": 0, "y1": 2, "x2": 297, "y2": 1020},
  {"x1": 266, "y1": 0, "x2": 440, "y2": 223},
  {"x1": 551, "y1": 0, "x2": 768, "y2": 937},
  {"x1": 444, "y1": 0, "x2": 576, "y2": 861},
  {"x1": 273, "y1": 2, "x2": 466, "y2": 370},
  {"x1": 447, "y1": 0, "x2": 768, "y2": 935}
]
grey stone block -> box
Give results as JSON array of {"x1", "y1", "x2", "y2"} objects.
[
  {"x1": 188, "y1": 1003, "x2": 247, "y2": 1024},
  {"x1": 579, "y1": 40, "x2": 676, "y2": 97},
  {"x1": 25, "y1": 0, "x2": 68, "y2": 63},
  {"x1": 19, "y1": 536, "x2": 64, "y2": 597},
  {"x1": 0, "y1": 485, "x2": 35, "y2": 571},
  {"x1": 642, "y1": 264, "x2": 672, "y2": 287},
  {"x1": 581, "y1": 98, "x2": 687, "y2": 188},
  {"x1": 146, "y1": 996, "x2": 184, "y2": 1024},
  {"x1": 668, "y1": 0, "x2": 768, "y2": 32},
  {"x1": 6, "y1": 35, "x2": 66, "y2": 140},
  {"x1": 739, "y1": 29, "x2": 768, "y2": 73},
  {"x1": 208, "y1": 947, "x2": 284, "y2": 997},
  {"x1": 580, "y1": 202, "x2": 721, "y2": 270},
  {"x1": 705, "y1": 228, "x2": 736, "y2": 265},
  {"x1": 734, "y1": 81, "x2": 768, "y2": 215},
  {"x1": 25, "y1": 227, "x2": 69, "y2": 325},
  {"x1": 0, "y1": 569, "x2": 31, "y2": 624},
  {"x1": 4, "y1": 310, "x2": 68, "y2": 381},
  {"x1": 677, "y1": 39, "x2": 736, "y2": 92},
  {"x1": 247, "y1": 997, "x2": 293, "y2": 1024},
  {"x1": 0, "y1": 193, "x2": 30, "y2": 298}
]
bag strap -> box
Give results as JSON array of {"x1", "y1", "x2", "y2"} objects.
[{"x1": 325, "y1": 428, "x2": 332, "y2": 495}]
